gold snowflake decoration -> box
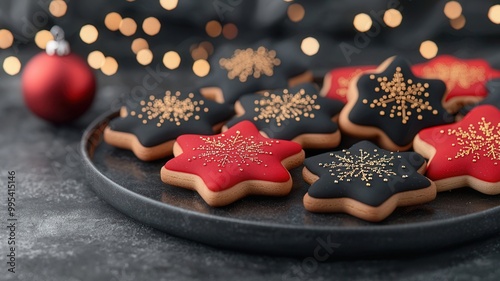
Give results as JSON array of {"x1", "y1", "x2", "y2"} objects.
[
  {"x1": 192, "y1": 130, "x2": 274, "y2": 172},
  {"x1": 320, "y1": 148, "x2": 399, "y2": 187},
  {"x1": 130, "y1": 91, "x2": 207, "y2": 127},
  {"x1": 219, "y1": 46, "x2": 281, "y2": 82},
  {"x1": 253, "y1": 88, "x2": 320, "y2": 126},
  {"x1": 446, "y1": 117, "x2": 500, "y2": 162},
  {"x1": 421, "y1": 62, "x2": 485, "y2": 90},
  {"x1": 362, "y1": 67, "x2": 439, "y2": 124}
]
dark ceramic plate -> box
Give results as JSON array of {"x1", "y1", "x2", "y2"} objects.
[{"x1": 81, "y1": 111, "x2": 500, "y2": 258}]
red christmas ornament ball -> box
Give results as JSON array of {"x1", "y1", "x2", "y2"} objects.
[{"x1": 22, "y1": 52, "x2": 96, "y2": 124}]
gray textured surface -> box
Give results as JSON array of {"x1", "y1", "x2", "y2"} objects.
[{"x1": 2, "y1": 70, "x2": 500, "y2": 281}]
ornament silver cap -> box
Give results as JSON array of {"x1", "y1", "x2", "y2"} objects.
[{"x1": 46, "y1": 25, "x2": 70, "y2": 56}]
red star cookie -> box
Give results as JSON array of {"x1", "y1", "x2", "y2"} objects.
[
  {"x1": 320, "y1": 65, "x2": 375, "y2": 103},
  {"x1": 160, "y1": 120, "x2": 305, "y2": 206},
  {"x1": 414, "y1": 105, "x2": 500, "y2": 194},
  {"x1": 413, "y1": 55, "x2": 500, "y2": 113}
]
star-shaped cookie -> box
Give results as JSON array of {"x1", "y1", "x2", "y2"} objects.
[
  {"x1": 161, "y1": 120, "x2": 305, "y2": 206},
  {"x1": 198, "y1": 38, "x2": 313, "y2": 104},
  {"x1": 413, "y1": 55, "x2": 500, "y2": 113},
  {"x1": 339, "y1": 56, "x2": 454, "y2": 151},
  {"x1": 104, "y1": 89, "x2": 234, "y2": 161},
  {"x1": 302, "y1": 141, "x2": 436, "y2": 222},
  {"x1": 223, "y1": 83, "x2": 344, "y2": 149},
  {"x1": 413, "y1": 105, "x2": 500, "y2": 194}
]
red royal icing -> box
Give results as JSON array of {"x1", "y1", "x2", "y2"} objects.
[
  {"x1": 413, "y1": 55, "x2": 500, "y2": 102},
  {"x1": 417, "y1": 105, "x2": 500, "y2": 183},
  {"x1": 163, "y1": 120, "x2": 303, "y2": 192},
  {"x1": 322, "y1": 65, "x2": 375, "y2": 103},
  {"x1": 323, "y1": 56, "x2": 500, "y2": 104}
]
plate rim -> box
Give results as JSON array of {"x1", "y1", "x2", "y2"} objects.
[{"x1": 81, "y1": 110, "x2": 500, "y2": 256}]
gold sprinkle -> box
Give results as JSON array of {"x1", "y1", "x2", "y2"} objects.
[
  {"x1": 447, "y1": 117, "x2": 500, "y2": 162},
  {"x1": 219, "y1": 47, "x2": 280, "y2": 82},
  {"x1": 368, "y1": 67, "x2": 437, "y2": 124}
]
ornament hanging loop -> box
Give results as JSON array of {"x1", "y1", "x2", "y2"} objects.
[{"x1": 46, "y1": 25, "x2": 71, "y2": 56}]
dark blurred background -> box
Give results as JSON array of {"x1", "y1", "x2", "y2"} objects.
[{"x1": 1, "y1": 0, "x2": 500, "y2": 85}]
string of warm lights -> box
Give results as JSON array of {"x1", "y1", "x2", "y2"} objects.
[{"x1": 0, "y1": 1, "x2": 499, "y2": 77}]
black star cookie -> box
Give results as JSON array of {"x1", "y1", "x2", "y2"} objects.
[
  {"x1": 198, "y1": 38, "x2": 313, "y2": 104},
  {"x1": 339, "y1": 56, "x2": 454, "y2": 151},
  {"x1": 223, "y1": 83, "x2": 344, "y2": 149},
  {"x1": 104, "y1": 89, "x2": 234, "y2": 161},
  {"x1": 302, "y1": 141, "x2": 436, "y2": 222}
]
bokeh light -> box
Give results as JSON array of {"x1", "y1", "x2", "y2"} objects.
[
  {"x1": 287, "y1": 3, "x2": 305, "y2": 22},
  {"x1": 143, "y1": 17, "x2": 161, "y2": 36},
  {"x1": 444, "y1": 1, "x2": 462, "y2": 20},
  {"x1": 119, "y1": 18, "x2": 137, "y2": 36},
  {"x1": 199, "y1": 41, "x2": 214, "y2": 55},
  {"x1": 0, "y1": 29, "x2": 14, "y2": 49},
  {"x1": 450, "y1": 15, "x2": 466, "y2": 30},
  {"x1": 34, "y1": 30, "x2": 54, "y2": 49},
  {"x1": 80, "y1": 24, "x2": 99, "y2": 44},
  {"x1": 101, "y1": 57, "x2": 118, "y2": 76},
  {"x1": 160, "y1": 0, "x2": 178, "y2": 10},
  {"x1": 49, "y1": 0, "x2": 67, "y2": 18},
  {"x1": 222, "y1": 23, "x2": 238, "y2": 40},
  {"x1": 420, "y1": 40, "x2": 438, "y2": 59},
  {"x1": 301, "y1": 37, "x2": 320, "y2": 56},
  {"x1": 3, "y1": 56, "x2": 21, "y2": 76},
  {"x1": 193, "y1": 59, "x2": 210, "y2": 77},
  {"x1": 87, "y1": 51, "x2": 105, "y2": 69},
  {"x1": 191, "y1": 46, "x2": 208, "y2": 60},
  {"x1": 383, "y1": 9, "x2": 403, "y2": 28},
  {"x1": 353, "y1": 13, "x2": 372, "y2": 32},
  {"x1": 105, "y1": 12, "x2": 122, "y2": 31},
  {"x1": 137, "y1": 49, "x2": 153, "y2": 65},
  {"x1": 163, "y1": 51, "x2": 181, "y2": 70},
  {"x1": 489, "y1": 5, "x2": 500, "y2": 24},
  {"x1": 131, "y1": 38, "x2": 149, "y2": 54},
  {"x1": 206, "y1": 20, "x2": 222, "y2": 38}
]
